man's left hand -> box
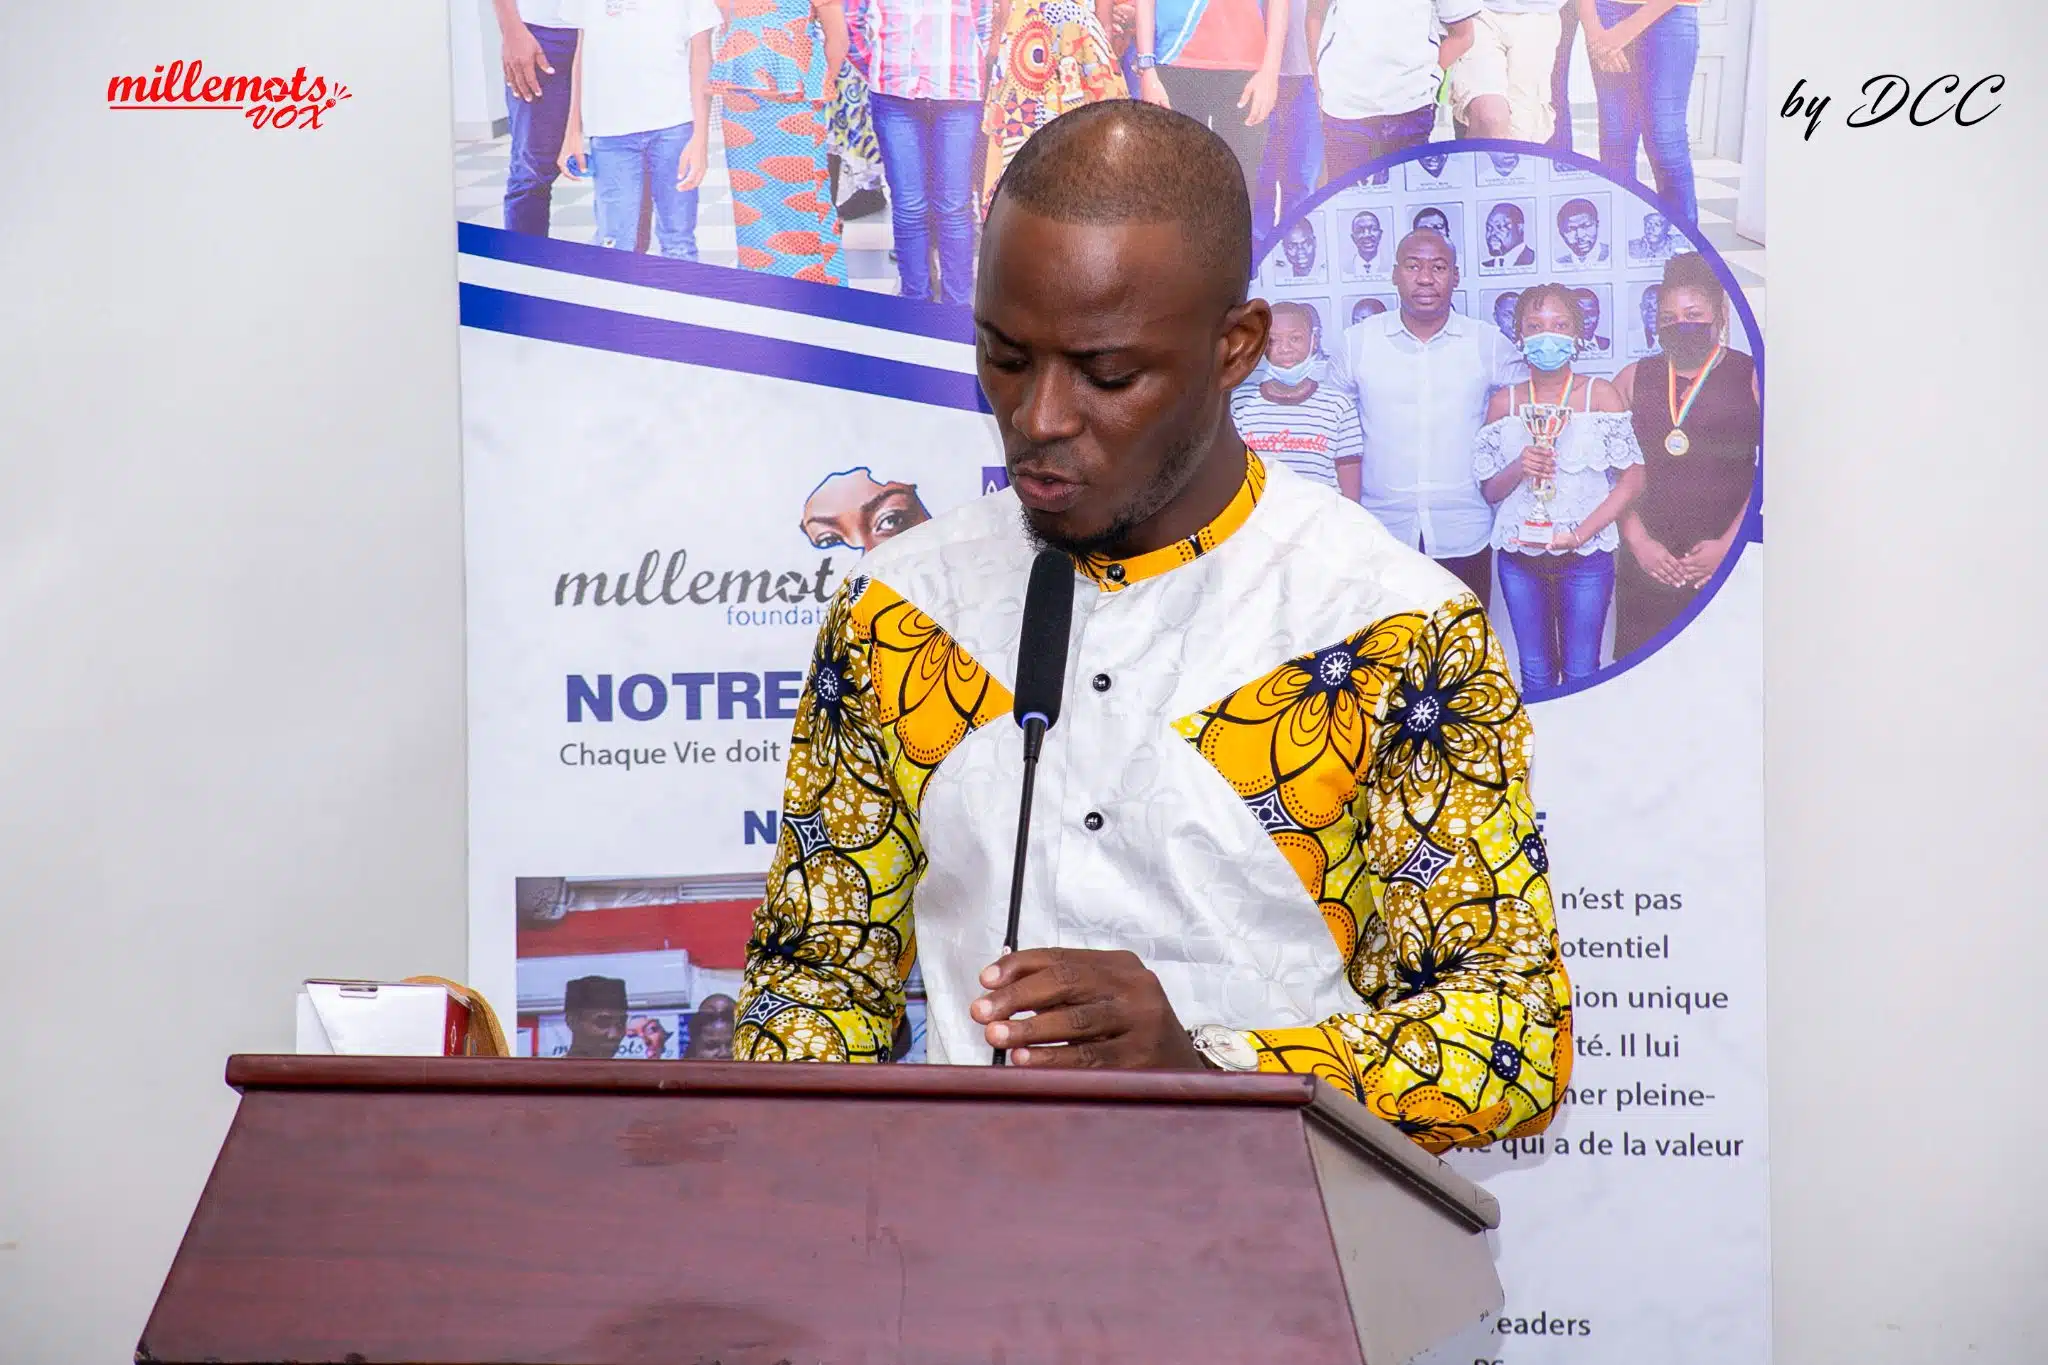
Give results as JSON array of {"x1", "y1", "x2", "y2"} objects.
[{"x1": 973, "y1": 948, "x2": 1205, "y2": 1069}]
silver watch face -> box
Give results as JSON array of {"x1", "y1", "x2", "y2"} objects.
[{"x1": 1193, "y1": 1024, "x2": 1260, "y2": 1072}]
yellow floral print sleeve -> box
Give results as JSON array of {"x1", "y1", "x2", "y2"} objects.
[
  {"x1": 734, "y1": 574, "x2": 1010, "y2": 1062},
  {"x1": 1176, "y1": 597, "x2": 1571, "y2": 1151}
]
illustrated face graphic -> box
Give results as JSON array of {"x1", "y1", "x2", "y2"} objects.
[
  {"x1": 1561, "y1": 208, "x2": 1600, "y2": 257},
  {"x1": 1350, "y1": 211, "x2": 1382, "y2": 262},
  {"x1": 1488, "y1": 151, "x2": 1520, "y2": 177},
  {"x1": 1485, "y1": 206, "x2": 1523, "y2": 256},
  {"x1": 632, "y1": 1016, "x2": 671, "y2": 1058},
  {"x1": 1413, "y1": 208, "x2": 1450, "y2": 240},
  {"x1": 1352, "y1": 297, "x2": 1387, "y2": 324},
  {"x1": 1640, "y1": 285, "x2": 1661, "y2": 341},
  {"x1": 802, "y1": 468, "x2": 931, "y2": 552},
  {"x1": 1493, "y1": 291, "x2": 1520, "y2": 339},
  {"x1": 1574, "y1": 289, "x2": 1601, "y2": 338},
  {"x1": 1266, "y1": 309, "x2": 1313, "y2": 368},
  {"x1": 1419, "y1": 152, "x2": 1449, "y2": 178},
  {"x1": 1282, "y1": 219, "x2": 1318, "y2": 274},
  {"x1": 1642, "y1": 210, "x2": 1669, "y2": 241}
]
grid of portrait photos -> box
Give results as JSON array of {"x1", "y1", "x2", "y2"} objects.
[
  {"x1": 1262, "y1": 147, "x2": 1719, "y2": 380},
  {"x1": 1254, "y1": 145, "x2": 1760, "y2": 691}
]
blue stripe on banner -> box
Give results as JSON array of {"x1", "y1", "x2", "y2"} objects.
[
  {"x1": 457, "y1": 222, "x2": 975, "y2": 345},
  {"x1": 460, "y1": 283, "x2": 991, "y2": 415}
]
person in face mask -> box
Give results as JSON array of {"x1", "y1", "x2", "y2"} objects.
[
  {"x1": 1228, "y1": 301, "x2": 1365, "y2": 500},
  {"x1": 1474, "y1": 282, "x2": 1645, "y2": 693},
  {"x1": 1613, "y1": 250, "x2": 1762, "y2": 658}
]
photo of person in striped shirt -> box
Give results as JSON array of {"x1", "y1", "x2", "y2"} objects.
[{"x1": 1229, "y1": 300, "x2": 1366, "y2": 500}]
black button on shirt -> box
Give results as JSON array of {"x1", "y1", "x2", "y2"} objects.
[
  {"x1": 1092, "y1": 673, "x2": 1112, "y2": 692},
  {"x1": 1084, "y1": 812, "x2": 1104, "y2": 831}
]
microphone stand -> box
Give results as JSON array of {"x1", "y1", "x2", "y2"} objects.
[{"x1": 991, "y1": 712, "x2": 1049, "y2": 1065}]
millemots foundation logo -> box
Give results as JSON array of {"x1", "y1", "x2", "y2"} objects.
[{"x1": 107, "y1": 61, "x2": 351, "y2": 129}]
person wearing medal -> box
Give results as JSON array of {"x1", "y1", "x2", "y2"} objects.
[
  {"x1": 1474, "y1": 282, "x2": 1644, "y2": 693},
  {"x1": 1614, "y1": 251, "x2": 1761, "y2": 657}
]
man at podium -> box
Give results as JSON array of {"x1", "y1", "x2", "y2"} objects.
[{"x1": 734, "y1": 101, "x2": 1571, "y2": 1154}]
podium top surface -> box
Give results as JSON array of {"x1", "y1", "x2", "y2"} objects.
[
  {"x1": 227, "y1": 1054, "x2": 1320, "y2": 1103},
  {"x1": 225, "y1": 1055, "x2": 1497, "y2": 1230}
]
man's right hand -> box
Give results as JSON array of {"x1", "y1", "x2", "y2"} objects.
[{"x1": 503, "y1": 24, "x2": 554, "y2": 103}]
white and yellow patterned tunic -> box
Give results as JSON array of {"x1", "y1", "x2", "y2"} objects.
[{"x1": 736, "y1": 451, "x2": 1571, "y2": 1152}]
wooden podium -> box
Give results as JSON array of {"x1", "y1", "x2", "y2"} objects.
[{"x1": 138, "y1": 1056, "x2": 1502, "y2": 1364}]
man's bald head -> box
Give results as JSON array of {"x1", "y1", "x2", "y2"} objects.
[{"x1": 990, "y1": 100, "x2": 1252, "y2": 307}]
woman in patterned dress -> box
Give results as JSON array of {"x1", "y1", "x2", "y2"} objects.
[
  {"x1": 978, "y1": 0, "x2": 1128, "y2": 213},
  {"x1": 711, "y1": 0, "x2": 852, "y2": 283}
]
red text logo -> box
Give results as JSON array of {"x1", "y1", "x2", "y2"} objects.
[{"x1": 107, "y1": 61, "x2": 351, "y2": 129}]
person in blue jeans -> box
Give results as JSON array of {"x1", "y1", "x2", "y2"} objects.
[
  {"x1": 1252, "y1": 0, "x2": 1323, "y2": 236},
  {"x1": 1576, "y1": 0, "x2": 1699, "y2": 225},
  {"x1": 1473, "y1": 282, "x2": 1644, "y2": 692},
  {"x1": 493, "y1": 0, "x2": 581, "y2": 235},
  {"x1": 852, "y1": 0, "x2": 993, "y2": 304},
  {"x1": 557, "y1": 0, "x2": 720, "y2": 260}
]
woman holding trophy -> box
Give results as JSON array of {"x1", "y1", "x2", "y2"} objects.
[{"x1": 1475, "y1": 282, "x2": 1645, "y2": 693}]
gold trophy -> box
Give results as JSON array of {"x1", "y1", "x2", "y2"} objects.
[{"x1": 1516, "y1": 402, "x2": 1573, "y2": 549}]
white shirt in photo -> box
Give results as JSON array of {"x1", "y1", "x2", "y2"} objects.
[
  {"x1": 1337, "y1": 308, "x2": 1527, "y2": 558},
  {"x1": 1314, "y1": 0, "x2": 1483, "y2": 121},
  {"x1": 573, "y1": 0, "x2": 722, "y2": 139},
  {"x1": 1554, "y1": 241, "x2": 1612, "y2": 269},
  {"x1": 520, "y1": 0, "x2": 580, "y2": 27},
  {"x1": 1473, "y1": 395, "x2": 1642, "y2": 554}
]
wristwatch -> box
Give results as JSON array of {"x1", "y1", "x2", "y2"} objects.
[
  {"x1": 1135, "y1": 52, "x2": 1158, "y2": 70},
  {"x1": 1189, "y1": 1023, "x2": 1260, "y2": 1072}
]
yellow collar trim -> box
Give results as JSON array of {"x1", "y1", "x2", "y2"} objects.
[{"x1": 1074, "y1": 451, "x2": 1266, "y2": 593}]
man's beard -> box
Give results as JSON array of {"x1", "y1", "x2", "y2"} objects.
[{"x1": 1020, "y1": 426, "x2": 1210, "y2": 561}]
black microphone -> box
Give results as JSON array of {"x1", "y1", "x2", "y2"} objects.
[{"x1": 992, "y1": 547, "x2": 1075, "y2": 1065}]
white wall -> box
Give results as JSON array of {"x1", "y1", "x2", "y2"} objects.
[
  {"x1": 0, "y1": 2, "x2": 2041, "y2": 1362},
  {"x1": 1764, "y1": 7, "x2": 2046, "y2": 1360},
  {"x1": 0, "y1": 6, "x2": 466, "y2": 1360}
]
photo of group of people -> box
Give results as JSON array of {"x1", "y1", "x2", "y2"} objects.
[
  {"x1": 1232, "y1": 146, "x2": 1760, "y2": 695},
  {"x1": 451, "y1": 0, "x2": 1754, "y2": 298},
  {"x1": 512, "y1": 873, "x2": 930, "y2": 1060}
]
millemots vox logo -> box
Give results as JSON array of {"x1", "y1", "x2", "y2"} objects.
[{"x1": 107, "y1": 61, "x2": 351, "y2": 129}]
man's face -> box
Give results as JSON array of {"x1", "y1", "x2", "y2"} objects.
[
  {"x1": 1266, "y1": 310, "x2": 1312, "y2": 369},
  {"x1": 802, "y1": 469, "x2": 930, "y2": 552},
  {"x1": 1640, "y1": 286, "x2": 1660, "y2": 340},
  {"x1": 975, "y1": 204, "x2": 1263, "y2": 554},
  {"x1": 1282, "y1": 220, "x2": 1317, "y2": 274},
  {"x1": 1393, "y1": 233, "x2": 1458, "y2": 319},
  {"x1": 1414, "y1": 209, "x2": 1450, "y2": 240},
  {"x1": 1642, "y1": 210, "x2": 1668, "y2": 240},
  {"x1": 566, "y1": 1006, "x2": 627, "y2": 1057},
  {"x1": 1493, "y1": 292, "x2": 1518, "y2": 338},
  {"x1": 1488, "y1": 152, "x2": 1519, "y2": 176},
  {"x1": 1351, "y1": 298, "x2": 1385, "y2": 324},
  {"x1": 1420, "y1": 152, "x2": 1449, "y2": 177},
  {"x1": 1575, "y1": 291, "x2": 1601, "y2": 338},
  {"x1": 1485, "y1": 207, "x2": 1521, "y2": 256},
  {"x1": 1350, "y1": 212, "x2": 1381, "y2": 261},
  {"x1": 1562, "y1": 210, "x2": 1599, "y2": 256}
]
